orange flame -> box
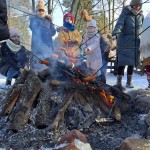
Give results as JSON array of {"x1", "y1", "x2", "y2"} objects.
[{"x1": 100, "y1": 90, "x2": 114, "y2": 107}]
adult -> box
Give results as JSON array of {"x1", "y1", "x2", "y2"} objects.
[
  {"x1": 0, "y1": 28, "x2": 29, "y2": 85},
  {"x1": 112, "y1": 0, "x2": 144, "y2": 90},
  {"x1": 140, "y1": 12, "x2": 150, "y2": 89},
  {"x1": 30, "y1": 0, "x2": 56, "y2": 72}
]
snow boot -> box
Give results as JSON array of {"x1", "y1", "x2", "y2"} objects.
[
  {"x1": 5, "y1": 79, "x2": 11, "y2": 85},
  {"x1": 116, "y1": 75, "x2": 125, "y2": 91},
  {"x1": 126, "y1": 75, "x2": 134, "y2": 88},
  {"x1": 145, "y1": 83, "x2": 150, "y2": 90}
]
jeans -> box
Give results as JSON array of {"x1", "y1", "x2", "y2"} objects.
[
  {"x1": 118, "y1": 66, "x2": 134, "y2": 76},
  {"x1": 101, "y1": 58, "x2": 108, "y2": 76},
  {"x1": 7, "y1": 67, "x2": 21, "y2": 81}
]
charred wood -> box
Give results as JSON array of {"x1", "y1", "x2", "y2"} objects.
[
  {"x1": 0, "y1": 70, "x2": 29, "y2": 116},
  {"x1": 53, "y1": 90, "x2": 76, "y2": 130},
  {"x1": 35, "y1": 83, "x2": 52, "y2": 129},
  {"x1": 8, "y1": 73, "x2": 42, "y2": 131}
]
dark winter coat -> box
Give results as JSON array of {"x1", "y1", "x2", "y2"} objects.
[
  {"x1": 0, "y1": 42, "x2": 28, "y2": 76},
  {"x1": 30, "y1": 15, "x2": 56, "y2": 54},
  {"x1": 112, "y1": 6, "x2": 144, "y2": 67},
  {"x1": 0, "y1": 0, "x2": 9, "y2": 41}
]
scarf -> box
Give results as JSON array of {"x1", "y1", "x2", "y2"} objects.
[
  {"x1": 86, "y1": 28, "x2": 98, "y2": 38},
  {"x1": 6, "y1": 39, "x2": 21, "y2": 54},
  {"x1": 128, "y1": 6, "x2": 142, "y2": 15},
  {"x1": 63, "y1": 22, "x2": 75, "y2": 31}
]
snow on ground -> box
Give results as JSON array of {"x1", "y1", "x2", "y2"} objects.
[
  {"x1": 0, "y1": 69, "x2": 148, "y2": 93},
  {"x1": 106, "y1": 71, "x2": 148, "y2": 92}
]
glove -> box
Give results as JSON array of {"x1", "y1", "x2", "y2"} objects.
[
  {"x1": 19, "y1": 68, "x2": 24, "y2": 73},
  {"x1": 24, "y1": 66, "x2": 29, "y2": 70},
  {"x1": 46, "y1": 14, "x2": 52, "y2": 21},
  {"x1": 112, "y1": 35, "x2": 117, "y2": 40}
]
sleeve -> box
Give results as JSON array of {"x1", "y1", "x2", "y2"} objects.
[
  {"x1": 87, "y1": 36, "x2": 100, "y2": 52},
  {"x1": 4, "y1": 52, "x2": 21, "y2": 70},
  {"x1": 112, "y1": 12, "x2": 126, "y2": 37},
  {"x1": 49, "y1": 21, "x2": 56, "y2": 36},
  {"x1": 58, "y1": 31, "x2": 66, "y2": 43},
  {"x1": 74, "y1": 30, "x2": 82, "y2": 44},
  {"x1": 100, "y1": 36, "x2": 109, "y2": 52}
]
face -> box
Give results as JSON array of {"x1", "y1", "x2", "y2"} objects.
[
  {"x1": 37, "y1": 9, "x2": 46, "y2": 18},
  {"x1": 65, "y1": 16, "x2": 73, "y2": 24},
  {"x1": 87, "y1": 26, "x2": 95, "y2": 30},
  {"x1": 10, "y1": 35, "x2": 20, "y2": 45},
  {"x1": 133, "y1": 4, "x2": 142, "y2": 11}
]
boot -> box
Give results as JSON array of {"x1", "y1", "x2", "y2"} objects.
[
  {"x1": 5, "y1": 79, "x2": 11, "y2": 85},
  {"x1": 126, "y1": 75, "x2": 134, "y2": 88},
  {"x1": 145, "y1": 83, "x2": 150, "y2": 90},
  {"x1": 116, "y1": 75, "x2": 125, "y2": 91}
]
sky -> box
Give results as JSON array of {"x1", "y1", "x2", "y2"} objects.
[{"x1": 51, "y1": 0, "x2": 150, "y2": 28}]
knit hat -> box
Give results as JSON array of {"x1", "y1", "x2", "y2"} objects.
[
  {"x1": 36, "y1": 0, "x2": 46, "y2": 11},
  {"x1": 63, "y1": 12, "x2": 74, "y2": 23},
  {"x1": 87, "y1": 19, "x2": 97, "y2": 28},
  {"x1": 9, "y1": 28, "x2": 20, "y2": 38},
  {"x1": 130, "y1": 0, "x2": 142, "y2": 5}
]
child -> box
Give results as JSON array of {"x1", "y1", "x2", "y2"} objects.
[
  {"x1": 58, "y1": 12, "x2": 82, "y2": 66},
  {"x1": 81, "y1": 19, "x2": 102, "y2": 77}
]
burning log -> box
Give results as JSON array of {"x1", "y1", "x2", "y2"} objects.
[
  {"x1": 35, "y1": 83, "x2": 52, "y2": 129},
  {"x1": 8, "y1": 73, "x2": 42, "y2": 131}
]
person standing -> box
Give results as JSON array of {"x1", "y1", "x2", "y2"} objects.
[
  {"x1": 29, "y1": 0, "x2": 56, "y2": 72},
  {"x1": 112, "y1": 0, "x2": 144, "y2": 90},
  {"x1": 58, "y1": 12, "x2": 82, "y2": 66},
  {"x1": 0, "y1": 0, "x2": 9, "y2": 41},
  {"x1": 0, "y1": 28, "x2": 29, "y2": 86},
  {"x1": 140, "y1": 13, "x2": 150, "y2": 90},
  {"x1": 81, "y1": 19, "x2": 102, "y2": 77}
]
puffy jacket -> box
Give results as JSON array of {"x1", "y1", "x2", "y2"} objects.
[
  {"x1": 112, "y1": 6, "x2": 144, "y2": 67},
  {"x1": 0, "y1": 42, "x2": 28, "y2": 76}
]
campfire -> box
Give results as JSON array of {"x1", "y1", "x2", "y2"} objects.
[{"x1": 0, "y1": 60, "x2": 131, "y2": 134}]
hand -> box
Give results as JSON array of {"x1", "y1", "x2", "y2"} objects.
[
  {"x1": 19, "y1": 68, "x2": 24, "y2": 73},
  {"x1": 68, "y1": 40, "x2": 78, "y2": 45},
  {"x1": 46, "y1": 14, "x2": 52, "y2": 21},
  {"x1": 24, "y1": 66, "x2": 29, "y2": 70},
  {"x1": 112, "y1": 35, "x2": 117, "y2": 40},
  {"x1": 84, "y1": 50, "x2": 94, "y2": 55}
]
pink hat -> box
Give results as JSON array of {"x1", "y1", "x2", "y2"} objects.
[{"x1": 9, "y1": 28, "x2": 20, "y2": 38}]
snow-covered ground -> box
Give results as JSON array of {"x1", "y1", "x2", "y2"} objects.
[
  {"x1": 106, "y1": 70, "x2": 148, "y2": 92},
  {"x1": 0, "y1": 69, "x2": 147, "y2": 92}
]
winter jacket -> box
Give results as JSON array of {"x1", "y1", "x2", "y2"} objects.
[
  {"x1": 112, "y1": 6, "x2": 144, "y2": 67},
  {"x1": 0, "y1": 42, "x2": 28, "y2": 76},
  {"x1": 81, "y1": 33, "x2": 102, "y2": 76},
  {"x1": 30, "y1": 15, "x2": 56, "y2": 55},
  {"x1": 0, "y1": 0, "x2": 9, "y2": 41},
  {"x1": 58, "y1": 29, "x2": 82, "y2": 55},
  {"x1": 140, "y1": 14, "x2": 150, "y2": 59}
]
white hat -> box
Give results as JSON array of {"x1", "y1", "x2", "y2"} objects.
[{"x1": 87, "y1": 19, "x2": 97, "y2": 28}]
